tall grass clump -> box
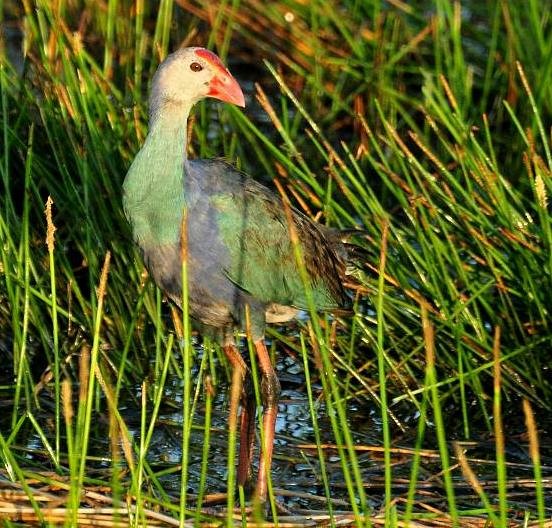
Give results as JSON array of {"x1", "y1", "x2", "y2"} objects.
[{"x1": 0, "y1": 0, "x2": 551, "y2": 526}]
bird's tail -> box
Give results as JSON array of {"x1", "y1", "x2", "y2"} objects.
[
  {"x1": 323, "y1": 227, "x2": 373, "y2": 300},
  {"x1": 324, "y1": 228, "x2": 369, "y2": 268}
]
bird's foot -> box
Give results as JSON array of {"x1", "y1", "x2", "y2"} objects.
[{"x1": 231, "y1": 489, "x2": 292, "y2": 519}]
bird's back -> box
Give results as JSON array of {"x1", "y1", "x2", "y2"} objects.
[{"x1": 185, "y1": 159, "x2": 351, "y2": 309}]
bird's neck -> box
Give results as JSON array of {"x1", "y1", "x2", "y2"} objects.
[
  {"x1": 123, "y1": 100, "x2": 193, "y2": 246},
  {"x1": 127, "y1": 100, "x2": 192, "y2": 192},
  {"x1": 147, "y1": 100, "x2": 192, "y2": 165}
]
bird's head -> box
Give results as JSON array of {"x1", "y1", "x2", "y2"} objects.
[{"x1": 150, "y1": 47, "x2": 245, "y2": 113}]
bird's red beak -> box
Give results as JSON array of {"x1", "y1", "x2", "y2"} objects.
[
  {"x1": 194, "y1": 49, "x2": 245, "y2": 108},
  {"x1": 208, "y1": 71, "x2": 245, "y2": 108}
]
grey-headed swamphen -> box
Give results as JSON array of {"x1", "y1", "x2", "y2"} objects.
[{"x1": 123, "y1": 47, "x2": 354, "y2": 503}]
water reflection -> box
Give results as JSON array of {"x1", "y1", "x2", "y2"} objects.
[{"x1": 2, "y1": 353, "x2": 550, "y2": 514}]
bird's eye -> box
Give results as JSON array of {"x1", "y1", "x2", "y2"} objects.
[{"x1": 190, "y1": 62, "x2": 203, "y2": 72}]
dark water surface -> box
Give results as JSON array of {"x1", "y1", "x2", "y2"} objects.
[{"x1": 1, "y1": 344, "x2": 551, "y2": 517}]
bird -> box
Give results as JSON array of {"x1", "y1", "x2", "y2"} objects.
[{"x1": 123, "y1": 47, "x2": 353, "y2": 504}]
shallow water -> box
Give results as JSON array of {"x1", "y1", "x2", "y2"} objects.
[{"x1": 1, "y1": 340, "x2": 551, "y2": 516}]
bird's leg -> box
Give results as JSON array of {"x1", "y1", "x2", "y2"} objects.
[
  {"x1": 238, "y1": 376, "x2": 256, "y2": 489},
  {"x1": 254, "y1": 339, "x2": 281, "y2": 503},
  {"x1": 222, "y1": 344, "x2": 255, "y2": 491}
]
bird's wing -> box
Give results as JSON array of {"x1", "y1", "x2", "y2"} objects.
[{"x1": 187, "y1": 159, "x2": 350, "y2": 311}]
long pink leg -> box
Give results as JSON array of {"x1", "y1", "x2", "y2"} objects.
[
  {"x1": 254, "y1": 339, "x2": 281, "y2": 503},
  {"x1": 237, "y1": 378, "x2": 256, "y2": 488},
  {"x1": 222, "y1": 344, "x2": 256, "y2": 490}
]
